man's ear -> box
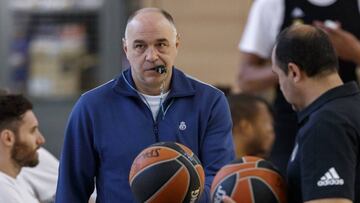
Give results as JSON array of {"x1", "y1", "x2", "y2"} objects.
[
  {"x1": 175, "y1": 34, "x2": 180, "y2": 49},
  {"x1": 122, "y1": 38, "x2": 128, "y2": 53},
  {"x1": 0, "y1": 129, "x2": 15, "y2": 147},
  {"x1": 288, "y1": 62, "x2": 302, "y2": 83}
]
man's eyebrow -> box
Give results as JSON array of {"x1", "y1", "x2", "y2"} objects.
[
  {"x1": 157, "y1": 38, "x2": 169, "y2": 42},
  {"x1": 132, "y1": 39, "x2": 170, "y2": 44},
  {"x1": 133, "y1": 39, "x2": 145, "y2": 44}
]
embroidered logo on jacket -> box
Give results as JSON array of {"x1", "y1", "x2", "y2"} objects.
[
  {"x1": 179, "y1": 121, "x2": 187, "y2": 131},
  {"x1": 317, "y1": 167, "x2": 344, "y2": 187}
]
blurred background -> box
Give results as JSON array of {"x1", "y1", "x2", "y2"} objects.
[{"x1": 0, "y1": 0, "x2": 252, "y2": 158}]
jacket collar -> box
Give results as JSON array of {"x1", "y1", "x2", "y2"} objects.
[
  {"x1": 112, "y1": 66, "x2": 196, "y2": 99},
  {"x1": 297, "y1": 81, "x2": 360, "y2": 124}
]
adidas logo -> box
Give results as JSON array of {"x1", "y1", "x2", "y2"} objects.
[{"x1": 317, "y1": 167, "x2": 344, "y2": 187}]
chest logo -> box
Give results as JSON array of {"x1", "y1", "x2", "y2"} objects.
[{"x1": 179, "y1": 121, "x2": 187, "y2": 131}]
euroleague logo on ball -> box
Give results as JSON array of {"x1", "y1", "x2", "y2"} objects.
[
  {"x1": 139, "y1": 148, "x2": 161, "y2": 159},
  {"x1": 189, "y1": 188, "x2": 201, "y2": 203},
  {"x1": 213, "y1": 185, "x2": 226, "y2": 203}
]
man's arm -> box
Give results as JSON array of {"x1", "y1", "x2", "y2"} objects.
[
  {"x1": 300, "y1": 111, "x2": 357, "y2": 203},
  {"x1": 314, "y1": 21, "x2": 360, "y2": 65},
  {"x1": 305, "y1": 198, "x2": 352, "y2": 203},
  {"x1": 237, "y1": 0, "x2": 283, "y2": 93},
  {"x1": 237, "y1": 52, "x2": 278, "y2": 92},
  {"x1": 55, "y1": 97, "x2": 97, "y2": 202},
  {"x1": 199, "y1": 93, "x2": 235, "y2": 202}
]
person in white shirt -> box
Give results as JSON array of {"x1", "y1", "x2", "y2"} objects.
[
  {"x1": 18, "y1": 147, "x2": 59, "y2": 203},
  {"x1": 0, "y1": 89, "x2": 96, "y2": 203},
  {"x1": 0, "y1": 91, "x2": 45, "y2": 203}
]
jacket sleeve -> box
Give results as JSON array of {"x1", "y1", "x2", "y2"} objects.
[
  {"x1": 55, "y1": 96, "x2": 97, "y2": 203},
  {"x1": 199, "y1": 93, "x2": 235, "y2": 202}
]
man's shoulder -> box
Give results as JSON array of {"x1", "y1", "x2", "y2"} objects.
[
  {"x1": 82, "y1": 79, "x2": 117, "y2": 99},
  {"x1": 186, "y1": 75, "x2": 222, "y2": 92},
  {"x1": 0, "y1": 172, "x2": 15, "y2": 187},
  {"x1": 314, "y1": 93, "x2": 360, "y2": 121},
  {"x1": 74, "y1": 78, "x2": 119, "y2": 108},
  {"x1": 0, "y1": 175, "x2": 23, "y2": 202},
  {"x1": 172, "y1": 68, "x2": 225, "y2": 97},
  {"x1": 302, "y1": 104, "x2": 360, "y2": 140}
]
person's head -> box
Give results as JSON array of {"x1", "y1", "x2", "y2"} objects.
[
  {"x1": 123, "y1": 8, "x2": 180, "y2": 95},
  {"x1": 0, "y1": 91, "x2": 45, "y2": 170},
  {"x1": 228, "y1": 94, "x2": 275, "y2": 158},
  {"x1": 272, "y1": 24, "x2": 339, "y2": 110}
]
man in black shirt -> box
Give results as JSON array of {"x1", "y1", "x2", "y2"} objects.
[
  {"x1": 238, "y1": 0, "x2": 360, "y2": 176},
  {"x1": 272, "y1": 24, "x2": 360, "y2": 203}
]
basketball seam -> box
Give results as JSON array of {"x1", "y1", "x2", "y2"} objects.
[
  {"x1": 173, "y1": 158, "x2": 194, "y2": 201},
  {"x1": 155, "y1": 142, "x2": 193, "y2": 157},
  {"x1": 159, "y1": 145, "x2": 194, "y2": 159},
  {"x1": 166, "y1": 147, "x2": 198, "y2": 165},
  {"x1": 174, "y1": 149, "x2": 203, "y2": 196},
  {"x1": 255, "y1": 160, "x2": 260, "y2": 167},
  {"x1": 213, "y1": 171, "x2": 239, "y2": 195},
  {"x1": 238, "y1": 167, "x2": 280, "y2": 175},
  {"x1": 242, "y1": 157, "x2": 263, "y2": 164},
  {"x1": 230, "y1": 172, "x2": 240, "y2": 198},
  {"x1": 219, "y1": 161, "x2": 259, "y2": 169},
  {"x1": 249, "y1": 176, "x2": 282, "y2": 203},
  {"x1": 248, "y1": 178, "x2": 255, "y2": 203},
  {"x1": 145, "y1": 164, "x2": 189, "y2": 203},
  {"x1": 129, "y1": 156, "x2": 180, "y2": 185}
]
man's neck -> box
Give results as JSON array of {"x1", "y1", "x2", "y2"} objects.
[
  {"x1": 300, "y1": 73, "x2": 343, "y2": 110},
  {"x1": 135, "y1": 78, "x2": 171, "y2": 96},
  {"x1": 0, "y1": 160, "x2": 21, "y2": 178}
]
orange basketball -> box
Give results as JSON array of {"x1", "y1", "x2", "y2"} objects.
[
  {"x1": 211, "y1": 156, "x2": 287, "y2": 203},
  {"x1": 129, "y1": 142, "x2": 205, "y2": 203}
]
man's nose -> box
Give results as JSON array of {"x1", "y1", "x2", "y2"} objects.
[
  {"x1": 145, "y1": 47, "x2": 159, "y2": 62},
  {"x1": 36, "y1": 132, "x2": 46, "y2": 146}
]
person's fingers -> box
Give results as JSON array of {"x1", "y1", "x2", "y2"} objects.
[
  {"x1": 313, "y1": 21, "x2": 332, "y2": 34},
  {"x1": 222, "y1": 195, "x2": 237, "y2": 203},
  {"x1": 313, "y1": 20, "x2": 341, "y2": 35},
  {"x1": 313, "y1": 20, "x2": 323, "y2": 27}
]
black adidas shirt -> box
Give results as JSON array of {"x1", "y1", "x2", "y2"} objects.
[
  {"x1": 287, "y1": 82, "x2": 360, "y2": 202},
  {"x1": 271, "y1": 0, "x2": 360, "y2": 176}
]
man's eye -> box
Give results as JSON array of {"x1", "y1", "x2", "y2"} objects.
[
  {"x1": 158, "y1": 43, "x2": 167, "y2": 47},
  {"x1": 134, "y1": 44, "x2": 144, "y2": 49}
]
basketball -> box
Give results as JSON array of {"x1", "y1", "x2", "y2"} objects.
[
  {"x1": 129, "y1": 142, "x2": 205, "y2": 203},
  {"x1": 210, "y1": 156, "x2": 287, "y2": 203}
]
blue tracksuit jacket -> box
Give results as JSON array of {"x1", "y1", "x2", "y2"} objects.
[{"x1": 55, "y1": 67, "x2": 235, "y2": 202}]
